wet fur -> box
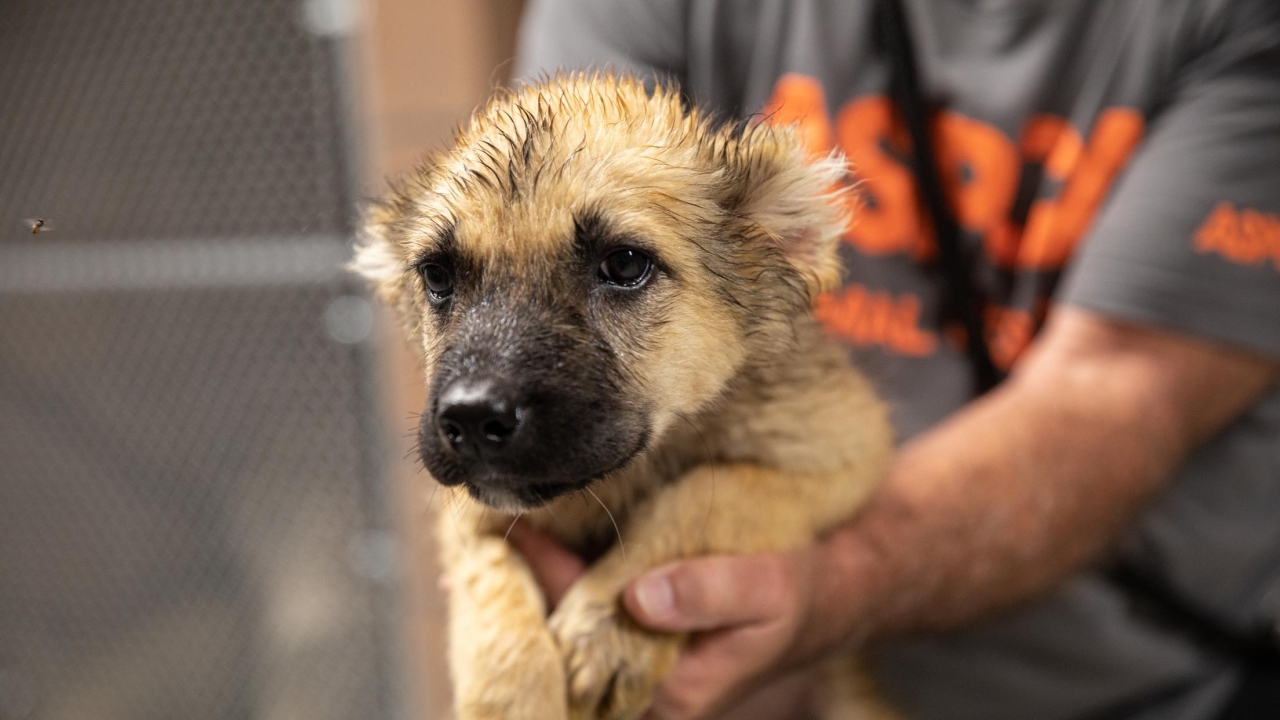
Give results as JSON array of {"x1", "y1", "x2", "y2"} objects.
[{"x1": 354, "y1": 74, "x2": 896, "y2": 720}]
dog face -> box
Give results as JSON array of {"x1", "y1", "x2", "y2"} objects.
[{"x1": 354, "y1": 74, "x2": 848, "y2": 511}]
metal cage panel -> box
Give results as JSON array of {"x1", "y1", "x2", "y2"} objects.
[{"x1": 0, "y1": 1, "x2": 399, "y2": 719}]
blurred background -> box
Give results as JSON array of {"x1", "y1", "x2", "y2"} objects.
[{"x1": 0, "y1": 1, "x2": 523, "y2": 718}]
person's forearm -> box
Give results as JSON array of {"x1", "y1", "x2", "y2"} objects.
[
  {"x1": 807, "y1": 312, "x2": 1276, "y2": 647},
  {"x1": 814, "y1": 370, "x2": 1179, "y2": 643}
]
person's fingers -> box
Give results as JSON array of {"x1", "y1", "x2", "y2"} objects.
[
  {"x1": 642, "y1": 633, "x2": 742, "y2": 719},
  {"x1": 624, "y1": 553, "x2": 796, "y2": 633},
  {"x1": 643, "y1": 622, "x2": 789, "y2": 720},
  {"x1": 505, "y1": 519, "x2": 586, "y2": 608}
]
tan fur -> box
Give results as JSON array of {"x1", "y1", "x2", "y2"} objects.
[{"x1": 354, "y1": 73, "x2": 896, "y2": 720}]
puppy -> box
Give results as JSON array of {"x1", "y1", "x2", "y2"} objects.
[{"x1": 353, "y1": 73, "x2": 894, "y2": 720}]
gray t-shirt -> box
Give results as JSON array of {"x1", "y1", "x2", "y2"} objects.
[{"x1": 515, "y1": 1, "x2": 1280, "y2": 718}]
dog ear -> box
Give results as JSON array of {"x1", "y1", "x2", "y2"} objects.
[
  {"x1": 350, "y1": 201, "x2": 413, "y2": 322},
  {"x1": 719, "y1": 124, "x2": 851, "y2": 299}
]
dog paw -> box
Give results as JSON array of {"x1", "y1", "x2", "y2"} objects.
[{"x1": 549, "y1": 592, "x2": 680, "y2": 720}]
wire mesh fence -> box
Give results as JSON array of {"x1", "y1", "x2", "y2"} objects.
[
  {"x1": 0, "y1": 1, "x2": 401, "y2": 719},
  {"x1": 0, "y1": 0, "x2": 351, "y2": 242}
]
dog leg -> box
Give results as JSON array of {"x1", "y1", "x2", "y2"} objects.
[
  {"x1": 439, "y1": 503, "x2": 569, "y2": 720},
  {"x1": 550, "y1": 461, "x2": 878, "y2": 720}
]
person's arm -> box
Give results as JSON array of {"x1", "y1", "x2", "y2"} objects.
[
  {"x1": 602, "y1": 308, "x2": 1277, "y2": 719},
  {"x1": 813, "y1": 307, "x2": 1277, "y2": 639}
]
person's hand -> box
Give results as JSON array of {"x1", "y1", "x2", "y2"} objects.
[
  {"x1": 623, "y1": 548, "x2": 825, "y2": 719},
  {"x1": 508, "y1": 521, "x2": 839, "y2": 720},
  {"x1": 505, "y1": 519, "x2": 587, "y2": 609}
]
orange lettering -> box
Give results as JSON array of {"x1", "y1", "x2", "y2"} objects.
[
  {"x1": 762, "y1": 73, "x2": 834, "y2": 157},
  {"x1": 836, "y1": 96, "x2": 932, "y2": 259},
  {"x1": 936, "y1": 111, "x2": 1022, "y2": 266},
  {"x1": 1021, "y1": 115, "x2": 1084, "y2": 178},
  {"x1": 1019, "y1": 109, "x2": 1145, "y2": 269},
  {"x1": 764, "y1": 76, "x2": 1148, "y2": 277},
  {"x1": 1194, "y1": 202, "x2": 1280, "y2": 272},
  {"x1": 816, "y1": 285, "x2": 938, "y2": 356},
  {"x1": 888, "y1": 294, "x2": 938, "y2": 356},
  {"x1": 1010, "y1": 115, "x2": 1086, "y2": 268},
  {"x1": 1194, "y1": 202, "x2": 1239, "y2": 255},
  {"x1": 1240, "y1": 210, "x2": 1275, "y2": 264}
]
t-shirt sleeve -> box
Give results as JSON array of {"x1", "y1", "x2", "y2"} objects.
[
  {"x1": 513, "y1": 0, "x2": 688, "y2": 83},
  {"x1": 1059, "y1": 4, "x2": 1280, "y2": 358}
]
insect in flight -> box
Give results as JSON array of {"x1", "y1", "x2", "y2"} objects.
[{"x1": 24, "y1": 218, "x2": 52, "y2": 235}]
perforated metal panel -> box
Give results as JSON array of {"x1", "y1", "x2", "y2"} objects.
[
  {"x1": 0, "y1": 2, "x2": 400, "y2": 720},
  {"x1": 0, "y1": 0, "x2": 350, "y2": 242}
]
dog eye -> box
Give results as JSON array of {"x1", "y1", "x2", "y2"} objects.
[
  {"x1": 419, "y1": 263, "x2": 454, "y2": 300},
  {"x1": 597, "y1": 248, "x2": 652, "y2": 287}
]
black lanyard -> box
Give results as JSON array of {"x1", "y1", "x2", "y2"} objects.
[{"x1": 875, "y1": 0, "x2": 1003, "y2": 394}]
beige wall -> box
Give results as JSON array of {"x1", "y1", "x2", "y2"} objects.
[
  {"x1": 361, "y1": 0, "x2": 525, "y2": 180},
  {"x1": 354, "y1": 2, "x2": 525, "y2": 717}
]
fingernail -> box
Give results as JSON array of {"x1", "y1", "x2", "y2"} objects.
[{"x1": 635, "y1": 574, "x2": 675, "y2": 621}]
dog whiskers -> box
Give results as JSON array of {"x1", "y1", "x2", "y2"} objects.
[
  {"x1": 424, "y1": 482, "x2": 441, "y2": 519},
  {"x1": 447, "y1": 487, "x2": 469, "y2": 546},
  {"x1": 502, "y1": 512, "x2": 524, "y2": 544},
  {"x1": 586, "y1": 486, "x2": 626, "y2": 563},
  {"x1": 541, "y1": 494, "x2": 563, "y2": 524}
]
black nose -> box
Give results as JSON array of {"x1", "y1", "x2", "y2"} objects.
[{"x1": 435, "y1": 380, "x2": 525, "y2": 460}]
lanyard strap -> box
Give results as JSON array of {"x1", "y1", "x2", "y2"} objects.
[{"x1": 875, "y1": 0, "x2": 1003, "y2": 393}]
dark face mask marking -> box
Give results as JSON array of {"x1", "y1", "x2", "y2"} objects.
[{"x1": 415, "y1": 213, "x2": 657, "y2": 509}]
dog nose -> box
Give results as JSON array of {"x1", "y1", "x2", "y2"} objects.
[{"x1": 435, "y1": 380, "x2": 524, "y2": 459}]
